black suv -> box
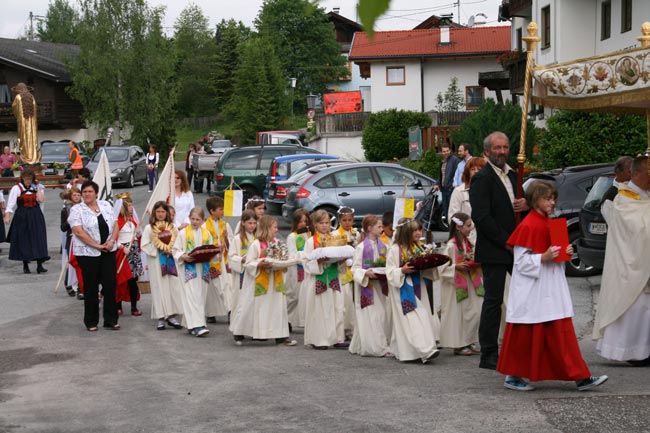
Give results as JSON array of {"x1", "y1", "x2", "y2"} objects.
[
  {"x1": 523, "y1": 163, "x2": 613, "y2": 277},
  {"x1": 576, "y1": 174, "x2": 615, "y2": 271}
]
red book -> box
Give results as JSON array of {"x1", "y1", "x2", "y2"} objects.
[{"x1": 549, "y1": 218, "x2": 571, "y2": 262}]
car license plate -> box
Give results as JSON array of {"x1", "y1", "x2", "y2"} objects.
[{"x1": 589, "y1": 222, "x2": 607, "y2": 235}]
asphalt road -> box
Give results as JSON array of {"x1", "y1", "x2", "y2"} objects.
[{"x1": 0, "y1": 174, "x2": 649, "y2": 432}]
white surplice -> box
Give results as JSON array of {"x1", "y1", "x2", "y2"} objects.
[
  {"x1": 203, "y1": 218, "x2": 232, "y2": 317},
  {"x1": 141, "y1": 224, "x2": 184, "y2": 319},
  {"x1": 230, "y1": 240, "x2": 290, "y2": 339},
  {"x1": 227, "y1": 231, "x2": 255, "y2": 331},
  {"x1": 348, "y1": 240, "x2": 391, "y2": 357},
  {"x1": 334, "y1": 228, "x2": 360, "y2": 335},
  {"x1": 386, "y1": 244, "x2": 439, "y2": 362},
  {"x1": 172, "y1": 227, "x2": 212, "y2": 330}
]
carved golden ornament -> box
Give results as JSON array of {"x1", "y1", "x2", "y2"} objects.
[
  {"x1": 320, "y1": 234, "x2": 348, "y2": 247},
  {"x1": 151, "y1": 221, "x2": 176, "y2": 254},
  {"x1": 114, "y1": 192, "x2": 132, "y2": 200}
]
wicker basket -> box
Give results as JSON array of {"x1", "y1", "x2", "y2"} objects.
[{"x1": 137, "y1": 281, "x2": 151, "y2": 294}]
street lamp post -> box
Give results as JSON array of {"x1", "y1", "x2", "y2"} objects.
[{"x1": 289, "y1": 78, "x2": 297, "y2": 127}]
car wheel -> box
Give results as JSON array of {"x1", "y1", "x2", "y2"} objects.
[
  {"x1": 565, "y1": 229, "x2": 600, "y2": 277},
  {"x1": 317, "y1": 206, "x2": 339, "y2": 231},
  {"x1": 126, "y1": 171, "x2": 135, "y2": 189}
]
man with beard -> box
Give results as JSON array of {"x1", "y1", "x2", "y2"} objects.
[{"x1": 469, "y1": 131, "x2": 528, "y2": 370}]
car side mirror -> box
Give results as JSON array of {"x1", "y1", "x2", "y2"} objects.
[{"x1": 412, "y1": 179, "x2": 423, "y2": 189}]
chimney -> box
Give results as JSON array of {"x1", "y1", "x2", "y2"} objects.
[
  {"x1": 439, "y1": 14, "x2": 453, "y2": 45},
  {"x1": 333, "y1": 7, "x2": 340, "y2": 14}
]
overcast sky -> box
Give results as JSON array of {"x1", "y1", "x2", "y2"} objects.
[{"x1": 1, "y1": 0, "x2": 504, "y2": 40}]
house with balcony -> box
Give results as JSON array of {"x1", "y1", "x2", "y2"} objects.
[{"x1": 0, "y1": 38, "x2": 90, "y2": 148}]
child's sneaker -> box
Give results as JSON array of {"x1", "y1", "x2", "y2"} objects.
[
  {"x1": 504, "y1": 376, "x2": 535, "y2": 391},
  {"x1": 576, "y1": 375, "x2": 608, "y2": 391}
]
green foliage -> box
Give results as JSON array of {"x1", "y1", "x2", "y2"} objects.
[
  {"x1": 362, "y1": 109, "x2": 432, "y2": 162},
  {"x1": 68, "y1": 0, "x2": 177, "y2": 153},
  {"x1": 399, "y1": 150, "x2": 441, "y2": 180},
  {"x1": 173, "y1": 4, "x2": 217, "y2": 117},
  {"x1": 452, "y1": 99, "x2": 535, "y2": 168},
  {"x1": 227, "y1": 37, "x2": 286, "y2": 144},
  {"x1": 436, "y1": 77, "x2": 464, "y2": 112},
  {"x1": 539, "y1": 110, "x2": 647, "y2": 168},
  {"x1": 255, "y1": 0, "x2": 348, "y2": 110},
  {"x1": 211, "y1": 19, "x2": 252, "y2": 113},
  {"x1": 357, "y1": 0, "x2": 391, "y2": 38},
  {"x1": 37, "y1": 0, "x2": 79, "y2": 43}
]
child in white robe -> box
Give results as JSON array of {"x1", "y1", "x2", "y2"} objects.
[
  {"x1": 386, "y1": 218, "x2": 440, "y2": 363},
  {"x1": 228, "y1": 210, "x2": 256, "y2": 332},
  {"x1": 173, "y1": 207, "x2": 212, "y2": 337},
  {"x1": 203, "y1": 196, "x2": 232, "y2": 321},
  {"x1": 302, "y1": 210, "x2": 347, "y2": 349},
  {"x1": 438, "y1": 212, "x2": 483, "y2": 356},
  {"x1": 140, "y1": 201, "x2": 184, "y2": 331},
  {"x1": 334, "y1": 206, "x2": 360, "y2": 339},
  {"x1": 349, "y1": 215, "x2": 392, "y2": 357},
  {"x1": 230, "y1": 215, "x2": 296, "y2": 346},
  {"x1": 286, "y1": 208, "x2": 310, "y2": 328}
]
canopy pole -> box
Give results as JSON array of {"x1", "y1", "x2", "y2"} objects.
[{"x1": 516, "y1": 22, "x2": 540, "y2": 224}]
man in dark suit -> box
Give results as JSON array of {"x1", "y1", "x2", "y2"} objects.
[
  {"x1": 439, "y1": 143, "x2": 460, "y2": 218},
  {"x1": 469, "y1": 131, "x2": 528, "y2": 370},
  {"x1": 599, "y1": 155, "x2": 633, "y2": 207}
]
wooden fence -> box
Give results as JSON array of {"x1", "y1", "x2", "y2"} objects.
[{"x1": 421, "y1": 126, "x2": 460, "y2": 152}]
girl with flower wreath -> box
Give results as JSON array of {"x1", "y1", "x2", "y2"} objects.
[
  {"x1": 334, "y1": 206, "x2": 360, "y2": 339},
  {"x1": 228, "y1": 210, "x2": 257, "y2": 330},
  {"x1": 230, "y1": 215, "x2": 296, "y2": 346},
  {"x1": 349, "y1": 215, "x2": 392, "y2": 357},
  {"x1": 141, "y1": 201, "x2": 184, "y2": 331},
  {"x1": 386, "y1": 218, "x2": 441, "y2": 363},
  {"x1": 437, "y1": 212, "x2": 484, "y2": 356},
  {"x1": 173, "y1": 207, "x2": 213, "y2": 337}
]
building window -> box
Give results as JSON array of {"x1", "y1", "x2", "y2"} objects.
[
  {"x1": 466, "y1": 86, "x2": 484, "y2": 109},
  {"x1": 516, "y1": 27, "x2": 523, "y2": 52},
  {"x1": 621, "y1": 0, "x2": 632, "y2": 33},
  {"x1": 386, "y1": 66, "x2": 405, "y2": 86},
  {"x1": 601, "y1": 1, "x2": 611, "y2": 40},
  {"x1": 541, "y1": 6, "x2": 551, "y2": 49}
]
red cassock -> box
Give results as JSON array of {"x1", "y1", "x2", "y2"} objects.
[
  {"x1": 114, "y1": 215, "x2": 140, "y2": 303},
  {"x1": 68, "y1": 247, "x2": 84, "y2": 294}
]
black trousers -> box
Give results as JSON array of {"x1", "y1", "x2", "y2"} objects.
[
  {"x1": 478, "y1": 263, "x2": 512, "y2": 356},
  {"x1": 77, "y1": 252, "x2": 118, "y2": 328}
]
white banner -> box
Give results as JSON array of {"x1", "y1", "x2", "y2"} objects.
[{"x1": 92, "y1": 148, "x2": 112, "y2": 202}]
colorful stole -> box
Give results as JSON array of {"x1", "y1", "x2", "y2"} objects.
[
  {"x1": 380, "y1": 232, "x2": 391, "y2": 246},
  {"x1": 313, "y1": 232, "x2": 341, "y2": 294},
  {"x1": 239, "y1": 233, "x2": 252, "y2": 290},
  {"x1": 184, "y1": 225, "x2": 210, "y2": 283},
  {"x1": 254, "y1": 240, "x2": 286, "y2": 297},
  {"x1": 205, "y1": 217, "x2": 229, "y2": 278},
  {"x1": 399, "y1": 244, "x2": 423, "y2": 315},
  {"x1": 158, "y1": 251, "x2": 177, "y2": 277},
  {"x1": 295, "y1": 232, "x2": 307, "y2": 282},
  {"x1": 337, "y1": 226, "x2": 357, "y2": 285},
  {"x1": 453, "y1": 238, "x2": 485, "y2": 302},
  {"x1": 360, "y1": 237, "x2": 388, "y2": 309}
]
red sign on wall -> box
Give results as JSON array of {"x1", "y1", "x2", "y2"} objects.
[{"x1": 323, "y1": 91, "x2": 362, "y2": 114}]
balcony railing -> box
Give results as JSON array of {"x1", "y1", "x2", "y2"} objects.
[
  {"x1": 316, "y1": 112, "x2": 370, "y2": 134},
  {"x1": 507, "y1": 0, "x2": 532, "y2": 18},
  {"x1": 0, "y1": 100, "x2": 54, "y2": 124},
  {"x1": 506, "y1": 57, "x2": 527, "y2": 95}
]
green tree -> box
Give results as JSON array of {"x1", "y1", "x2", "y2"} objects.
[
  {"x1": 436, "y1": 77, "x2": 464, "y2": 112},
  {"x1": 227, "y1": 37, "x2": 286, "y2": 144},
  {"x1": 36, "y1": 0, "x2": 79, "y2": 43},
  {"x1": 211, "y1": 19, "x2": 252, "y2": 112},
  {"x1": 539, "y1": 110, "x2": 647, "y2": 168},
  {"x1": 361, "y1": 109, "x2": 432, "y2": 162},
  {"x1": 452, "y1": 99, "x2": 535, "y2": 168},
  {"x1": 173, "y1": 4, "x2": 217, "y2": 117},
  {"x1": 255, "y1": 0, "x2": 348, "y2": 111},
  {"x1": 68, "y1": 0, "x2": 176, "y2": 151}
]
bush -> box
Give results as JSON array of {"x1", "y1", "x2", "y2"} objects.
[
  {"x1": 362, "y1": 109, "x2": 432, "y2": 161},
  {"x1": 400, "y1": 150, "x2": 441, "y2": 181},
  {"x1": 539, "y1": 111, "x2": 647, "y2": 168},
  {"x1": 452, "y1": 99, "x2": 535, "y2": 168}
]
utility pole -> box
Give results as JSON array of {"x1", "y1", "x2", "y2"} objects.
[{"x1": 29, "y1": 12, "x2": 34, "y2": 41}]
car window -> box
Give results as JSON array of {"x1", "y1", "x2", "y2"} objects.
[
  {"x1": 260, "y1": 150, "x2": 283, "y2": 171},
  {"x1": 314, "y1": 174, "x2": 335, "y2": 189},
  {"x1": 276, "y1": 162, "x2": 289, "y2": 177},
  {"x1": 133, "y1": 148, "x2": 144, "y2": 159},
  {"x1": 575, "y1": 177, "x2": 594, "y2": 195},
  {"x1": 41, "y1": 143, "x2": 70, "y2": 156},
  {"x1": 92, "y1": 148, "x2": 129, "y2": 162},
  {"x1": 583, "y1": 176, "x2": 614, "y2": 211},
  {"x1": 224, "y1": 150, "x2": 258, "y2": 170},
  {"x1": 334, "y1": 167, "x2": 375, "y2": 187},
  {"x1": 375, "y1": 166, "x2": 431, "y2": 186}
]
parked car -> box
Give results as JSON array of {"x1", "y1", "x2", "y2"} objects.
[
  {"x1": 192, "y1": 142, "x2": 232, "y2": 193},
  {"x1": 266, "y1": 160, "x2": 354, "y2": 215},
  {"x1": 86, "y1": 145, "x2": 148, "y2": 188},
  {"x1": 264, "y1": 154, "x2": 340, "y2": 197},
  {"x1": 210, "y1": 139, "x2": 233, "y2": 150},
  {"x1": 212, "y1": 145, "x2": 320, "y2": 199},
  {"x1": 40, "y1": 141, "x2": 89, "y2": 177},
  {"x1": 576, "y1": 173, "x2": 615, "y2": 271},
  {"x1": 522, "y1": 163, "x2": 613, "y2": 277},
  {"x1": 281, "y1": 162, "x2": 437, "y2": 229}
]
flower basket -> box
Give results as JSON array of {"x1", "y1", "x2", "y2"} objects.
[{"x1": 406, "y1": 253, "x2": 450, "y2": 270}]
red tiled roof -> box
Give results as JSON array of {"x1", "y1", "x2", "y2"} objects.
[{"x1": 349, "y1": 26, "x2": 511, "y2": 60}]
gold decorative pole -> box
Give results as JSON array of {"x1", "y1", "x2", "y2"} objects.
[
  {"x1": 516, "y1": 22, "x2": 540, "y2": 223},
  {"x1": 637, "y1": 22, "x2": 650, "y2": 158}
]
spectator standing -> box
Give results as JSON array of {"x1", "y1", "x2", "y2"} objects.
[
  {"x1": 185, "y1": 143, "x2": 196, "y2": 189},
  {"x1": 68, "y1": 141, "x2": 83, "y2": 177},
  {"x1": 146, "y1": 145, "x2": 159, "y2": 192},
  {"x1": 469, "y1": 131, "x2": 528, "y2": 370},
  {"x1": 438, "y1": 143, "x2": 460, "y2": 218},
  {"x1": 452, "y1": 143, "x2": 472, "y2": 188},
  {"x1": 0, "y1": 145, "x2": 16, "y2": 177},
  {"x1": 173, "y1": 170, "x2": 195, "y2": 230},
  {"x1": 448, "y1": 157, "x2": 487, "y2": 246}
]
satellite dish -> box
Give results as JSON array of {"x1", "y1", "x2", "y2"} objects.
[
  {"x1": 467, "y1": 15, "x2": 475, "y2": 27},
  {"x1": 474, "y1": 13, "x2": 488, "y2": 25}
]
